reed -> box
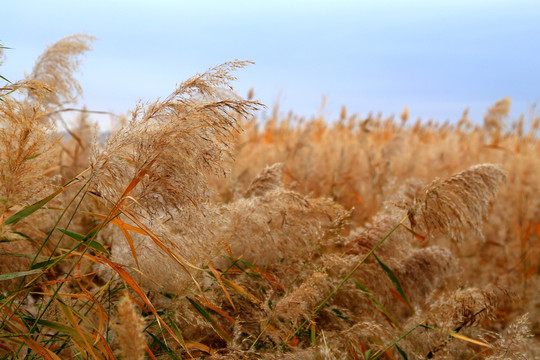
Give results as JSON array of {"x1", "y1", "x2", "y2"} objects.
[{"x1": 0, "y1": 34, "x2": 537, "y2": 359}]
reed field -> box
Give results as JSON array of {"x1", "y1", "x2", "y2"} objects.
[{"x1": 0, "y1": 34, "x2": 539, "y2": 359}]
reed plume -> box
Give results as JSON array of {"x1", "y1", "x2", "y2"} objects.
[
  {"x1": 90, "y1": 60, "x2": 262, "y2": 218},
  {"x1": 1, "y1": 32, "x2": 538, "y2": 359},
  {"x1": 112, "y1": 293, "x2": 147, "y2": 360},
  {"x1": 484, "y1": 97, "x2": 511, "y2": 133},
  {"x1": 410, "y1": 164, "x2": 507, "y2": 242},
  {"x1": 244, "y1": 162, "x2": 284, "y2": 198},
  {"x1": 27, "y1": 33, "x2": 95, "y2": 107},
  {"x1": 0, "y1": 80, "x2": 59, "y2": 221},
  {"x1": 486, "y1": 314, "x2": 535, "y2": 359}
]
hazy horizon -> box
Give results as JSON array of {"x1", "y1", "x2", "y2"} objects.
[{"x1": 1, "y1": 0, "x2": 539, "y2": 130}]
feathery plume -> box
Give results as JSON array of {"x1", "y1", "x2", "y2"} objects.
[
  {"x1": 486, "y1": 314, "x2": 534, "y2": 360},
  {"x1": 484, "y1": 97, "x2": 511, "y2": 133},
  {"x1": 410, "y1": 164, "x2": 506, "y2": 242},
  {"x1": 91, "y1": 60, "x2": 262, "y2": 217},
  {"x1": 0, "y1": 83, "x2": 58, "y2": 217},
  {"x1": 27, "y1": 33, "x2": 96, "y2": 107},
  {"x1": 244, "y1": 162, "x2": 284, "y2": 198},
  {"x1": 112, "y1": 293, "x2": 146, "y2": 360},
  {"x1": 400, "y1": 106, "x2": 409, "y2": 124}
]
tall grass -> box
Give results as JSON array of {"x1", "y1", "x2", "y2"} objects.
[{"x1": 0, "y1": 34, "x2": 538, "y2": 359}]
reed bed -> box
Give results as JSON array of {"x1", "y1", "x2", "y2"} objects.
[{"x1": 0, "y1": 34, "x2": 538, "y2": 359}]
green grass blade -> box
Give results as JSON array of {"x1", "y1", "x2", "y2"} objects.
[
  {"x1": 290, "y1": 216, "x2": 409, "y2": 342},
  {"x1": 148, "y1": 332, "x2": 181, "y2": 360},
  {"x1": 3, "y1": 191, "x2": 63, "y2": 226},
  {"x1": 373, "y1": 253, "x2": 414, "y2": 313},
  {"x1": 30, "y1": 257, "x2": 62, "y2": 270},
  {"x1": 0, "y1": 74, "x2": 11, "y2": 83},
  {"x1": 3, "y1": 177, "x2": 80, "y2": 226},
  {"x1": 167, "y1": 317, "x2": 187, "y2": 349},
  {"x1": 371, "y1": 322, "x2": 426, "y2": 359},
  {"x1": 34, "y1": 319, "x2": 82, "y2": 340},
  {"x1": 0, "y1": 269, "x2": 42, "y2": 281},
  {"x1": 57, "y1": 228, "x2": 109, "y2": 255},
  {"x1": 57, "y1": 228, "x2": 85, "y2": 242},
  {"x1": 354, "y1": 281, "x2": 401, "y2": 330},
  {"x1": 186, "y1": 296, "x2": 232, "y2": 342},
  {"x1": 395, "y1": 344, "x2": 408, "y2": 360}
]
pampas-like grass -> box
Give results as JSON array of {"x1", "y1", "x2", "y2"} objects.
[
  {"x1": 396, "y1": 246, "x2": 455, "y2": 306},
  {"x1": 1, "y1": 33, "x2": 539, "y2": 359},
  {"x1": 486, "y1": 314, "x2": 535, "y2": 359},
  {"x1": 27, "y1": 33, "x2": 95, "y2": 107},
  {"x1": 272, "y1": 271, "x2": 331, "y2": 324},
  {"x1": 244, "y1": 162, "x2": 284, "y2": 198},
  {"x1": 112, "y1": 293, "x2": 147, "y2": 360},
  {"x1": 410, "y1": 164, "x2": 507, "y2": 242},
  {"x1": 484, "y1": 97, "x2": 511, "y2": 134},
  {"x1": 0, "y1": 81, "x2": 58, "y2": 218},
  {"x1": 221, "y1": 164, "x2": 348, "y2": 266},
  {"x1": 90, "y1": 60, "x2": 262, "y2": 219}
]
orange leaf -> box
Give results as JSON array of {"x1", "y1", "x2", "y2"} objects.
[
  {"x1": 289, "y1": 336, "x2": 299, "y2": 346},
  {"x1": 400, "y1": 223, "x2": 426, "y2": 242},
  {"x1": 118, "y1": 222, "x2": 140, "y2": 268},
  {"x1": 85, "y1": 212, "x2": 147, "y2": 235},
  {"x1": 56, "y1": 298, "x2": 102, "y2": 360},
  {"x1": 251, "y1": 266, "x2": 285, "y2": 292},
  {"x1": 85, "y1": 253, "x2": 191, "y2": 356},
  {"x1": 185, "y1": 341, "x2": 213, "y2": 354},
  {"x1": 208, "y1": 264, "x2": 236, "y2": 311},
  {"x1": 389, "y1": 288, "x2": 413, "y2": 312},
  {"x1": 222, "y1": 277, "x2": 261, "y2": 304},
  {"x1": 225, "y1": 244, "x2": 234, "y2": 258},
  {"x1": 21, "y1": 337, "x2": 62, "y2": 360},
  {"x1": 199, "y1": 298, "x2": 236, "y2": 324}
]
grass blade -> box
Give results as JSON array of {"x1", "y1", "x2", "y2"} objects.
[
  {"x1": 400, "y1": 223, "x2": 425, "y2": 242},
  {"x1": 83, "y1": 252, "x2": 190, "y2": 354},
  {"x1": 395, "y1": 344, "x2": 408, "y2": 360},
  {"x1": 208, "y1": 264, "x2": 236, "y2": 311},
  {"x1": 148, "y1": 332, "x2": 181, "y2": 360},
  {"x1": 354, "y1": 281, "x2": 401, "y2": 330},
  {"x1": 221, "y1": 277, "x2": 261, "y2": 304},
  {"x1": 57, "y1": 228, "x2": 109, "y2": 255},
  {"x1": 0, "y1": 74, "x2": 12, "y2": 83},
  {"x1": 186, "y1": 296, "x2": 232, "y2": 343},
  {"x1": 20, "y1": 336, "x2": 62, "y2": 360},
  {"x1": 0, "y1": 269, "x2": 42, "y2": 281},
  {"x1": 373, "y1": 253, "x2": 414, "y2": 313},
  {"x1": 449, "y1": 332, "x2": 491, "y2": 348},
  {"x1": 3, "y1": 171, "x2": 86, "y2": 226},
  {"x1": 371, "y1": 321, "x2": 426, "y2": 359},
  {"x1": 30, "y1": 256, "x2": 62, "y2": 270}
]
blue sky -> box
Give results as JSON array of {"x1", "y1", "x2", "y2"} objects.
[{"x1": 1, "y1": 0, "x2": 539, "y2": 130}]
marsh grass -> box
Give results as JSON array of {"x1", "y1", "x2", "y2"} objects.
[{"x1": 0, "y1": 34, "x2": 538, "y2": 359}]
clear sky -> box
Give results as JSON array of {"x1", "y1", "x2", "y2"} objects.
[{"x1": 1, "y1": 0, "x2": 539, "y2": 130}]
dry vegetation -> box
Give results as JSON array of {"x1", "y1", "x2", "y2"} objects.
[{"x1": 0, "y1": 34, "x2": 539, "y2": 359}]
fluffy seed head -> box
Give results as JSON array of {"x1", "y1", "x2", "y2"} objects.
[
  {"x1": 112, "y1": 293, "x2": 146, "y2": 360},
  {"x1": 411, "y1": 164, "x2": 507, "y2": 242}
]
